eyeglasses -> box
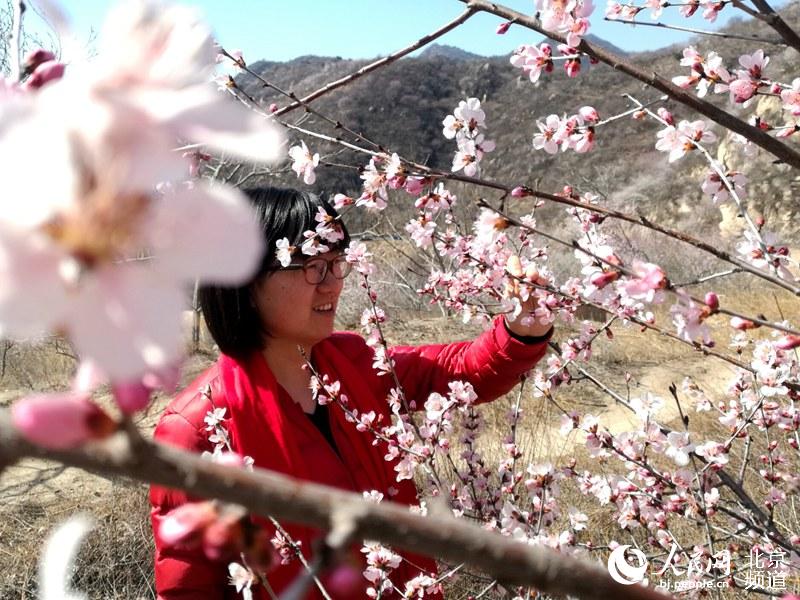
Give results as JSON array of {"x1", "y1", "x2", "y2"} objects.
[{"x1": 271, "y1": 255, "x2": 352, "y2": 285}]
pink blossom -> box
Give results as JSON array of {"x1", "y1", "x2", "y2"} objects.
[
  {"x1": 533, "y1": 114, "x2": 561, "y2": 153},
  {"x1": 738, "y1": 49, "x2": 768, "y2": 79},
  {"x1": 300, "y1": 230, "x2": 329, "y2": 256},
  {"x1": 670, "y1": 290, "x2": 713, "y2": 345},
  {"x1": 275, "y1": 238, "x2": 294, "y2": 267},
  {"x1": 680, "y1": 0, "x2": 700, "y2": 16},
  {"x1": 0, "y1": 2, "x2": 281, "y2": 380},
  {"x1": 701, "y1": 169, "x2": 747, "y2": 204},
  {"x1": 655, "y1": 126, "x2": 687, "y2": 162},
  {"x1": 702, "y1": 0, "x2": 724, "y2": 21},
  {"x1": 605, "y1": 1, "x2": 624, "y2": 19},
  {"x1": 694, "y1": 441, "x2": 729, "y2": 466},
  {"x1": 665, "y1": 431, "x2": 694, "y2": 466},
  {"x1": 345, "y1": 241, "x2": 375, "y2": 276},
  {"x1": 405, "y1": 217, "x2": 436, "y2": 248},
  {"x1": 623, "y1": 261, "x2": 667, "y2": 301},
  {"x1": 403, "y1": 176, "x2": 425, "y2": 195},
  {"x1": 645, "y1": 0, "x2": 666, "y2": 18},
  {"x1": 12, "y1": 393, "x2": 116, "y2": 449},
  {"x1": 780, "y1": 78, "x2": 800, "y2": 116},
  {"x1": 288, "y1": 140, "x2": 320, "y2": 185},
  {"x1": 454, "y1": 97, "x2": 485, "y2": 128},
  {"x1": 728, "y1": 76, "x2": 758, "y2": 104},
  {"x1": 510, "y1": 43, "x2": 554, "y2": 83}
]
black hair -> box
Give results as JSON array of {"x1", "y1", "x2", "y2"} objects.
[{"x1": 199, "y1": 186, "x2": 350, "y2": 358}]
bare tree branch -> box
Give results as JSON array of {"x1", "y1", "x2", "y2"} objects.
[
  {"x1": 603, "y1": 16, "x2": 786, "y2": 45},
  {"x1": 458, "y1": 0, "x2": 800, "y2": 169},
  {"x1": 0, "y1": 410, "x2": 672, "y2": 600},
  {"x1": 748, "y1": 0, "x2": 800, "y2": 53}
]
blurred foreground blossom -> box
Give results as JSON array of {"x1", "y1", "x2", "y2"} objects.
[
  {"x1": 39, "y1": 514, "x2": 94, "y2": 600},
  {"x1": 0, "y1": 0, "x2": 283, "y2": 381}
]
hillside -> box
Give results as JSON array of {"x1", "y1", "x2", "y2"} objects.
[{"x1": 233, "y1": 3, "x2": 799, "y2": 278}]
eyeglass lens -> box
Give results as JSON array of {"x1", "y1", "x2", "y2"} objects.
[{"x1": 304, "y1": 257, "x2": 351, "y2": 284}]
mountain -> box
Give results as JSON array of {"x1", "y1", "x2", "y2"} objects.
[
  {"x1": 418, "y1": 44, "x2": 483, "y2": 61},
  {"x1": 231, "y1": 2, "x2": 800, "y2": 277}
]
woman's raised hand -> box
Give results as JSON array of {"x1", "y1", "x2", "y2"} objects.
[{"x1": 503, "y1": 255, "x2": 553, "y2": 339}]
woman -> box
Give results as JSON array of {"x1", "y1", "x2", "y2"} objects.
[{"x1": 150, "y1": 186, "x2": 553, "y2": 599}]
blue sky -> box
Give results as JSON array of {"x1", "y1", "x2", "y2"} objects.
[{"x1": 36, "y1": 0, "x2": 757, "y2": 62}]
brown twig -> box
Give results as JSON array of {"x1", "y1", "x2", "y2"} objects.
[
  {"x1": 458, "y1": 0, "x2": 800, "y2": 168},
  {"x1": 0, "y1": 411, "x2": 672, "y2": 600},
  {"x1": 603, "y1": 17, "x2": 786, "y2": 45},
  {"x1": 274, "y1": 8, "x2": 478, "y2": 118}
]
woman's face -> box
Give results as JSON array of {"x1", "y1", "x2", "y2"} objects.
[{"x1": 253, "y1": 250, "x2": 346, "y2": 349}]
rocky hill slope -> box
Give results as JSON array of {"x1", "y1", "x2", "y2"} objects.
[{"x1": 233, "y1": 3, "x2": 799, "y2": 266}]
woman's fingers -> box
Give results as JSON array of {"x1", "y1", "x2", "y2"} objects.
[{"x1": 506, "y1": 257, "x2": 550, "y2": 303}]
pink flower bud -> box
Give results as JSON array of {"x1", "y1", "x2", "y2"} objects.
[
  {"x1": 24, "y1": 61, "x2": 65, "y2": 90},
  {"x1": 657, "y1": 107, "x2": 674, "y2": 126},
  {"x1": 112, "y1": 381, "x2": 152, "y2": 414},
  {"x1": 404, "y1": 176, "x2": 425, "y2": 195},
  {"x1": 269, "y1": 103, "x2": 278, "y2": 113},
  {"x1": 565, "y1": 59, "x2": 581, "y2": 78},
  {"x1": 755, "y1": 215, "x2": 765, "y2": 228},
  {"x1": 142, "y1": 364, "x2": 181, "y2": 394},
  {"x1": 579, "y1": 106, "x2": 599, "y2": 124},
  {"x1": 159, "y1": 502, "x2": 218, "y2": 547},
  {"x1": 704, "y1": 292, "x2": 719, "y2": 312},
  {"x1": 23, "y1": 49, "x2": 56, "y2": 73},
  {"x1": 12, "y1": 394, "x2": 116, "y2": 449},
  {"x1": 510, "y1": 186, "x2": 532, "y2": 198},
  {"x1": 589, "y1": 270, "x2": 619, "y2": 288},
  {"x1": 775, "y1": 335, "x2": 800, "y2": 350},
  {"x1": 496, "y1": 21, "x2": 512, "y2": 34},
  {"x1": 632, "y1": 110, "x2": 646, "y2": 120},
  {"x1": 730, "y1": 316, "x2": 759, "y2": 330},
  {"x1": 322, "y1": 565, "x2": 363, "y2": 597}
]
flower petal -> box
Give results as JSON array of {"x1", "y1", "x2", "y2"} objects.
[
  {"x1": 0, "y1": 225, "x2": 71, "y2": 338},
  {"x1": 146, "y1": 182, "x2": 265, "y2": 284},
  {"x1": 67, "y1": 266, "x2": 185, "y2": 380}
]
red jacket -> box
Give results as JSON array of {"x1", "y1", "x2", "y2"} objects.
[{"x1": 150, "y1": 317, "x2": 550, "y2": 599}]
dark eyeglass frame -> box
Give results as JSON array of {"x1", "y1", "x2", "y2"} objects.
[{"x1": 267, "y1": 254, "x2": 352, "y2": 285}]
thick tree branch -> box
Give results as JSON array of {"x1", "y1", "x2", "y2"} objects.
[
  {"x1": 274, "y1": 8, "x2": 478, "y2": 117},
  {"x1": 459, "y1": 0, "x2": 800, "y2": 169},
  {"x1": 748, "y1": 0, "x2": 800, "y2": 53},
  {"x1": 0, "y1": 411, "x2": 670, "y2": 600}
]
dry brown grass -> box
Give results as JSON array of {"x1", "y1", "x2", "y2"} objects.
[{"x1": 1, "y1": 284, "x2": 798, "y2": 598}]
